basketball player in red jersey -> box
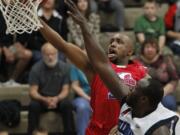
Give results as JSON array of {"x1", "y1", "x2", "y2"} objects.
[{"x1": 39, "y1": 1, "x2": 147, "y2": 134}]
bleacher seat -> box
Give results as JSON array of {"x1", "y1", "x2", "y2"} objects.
[
  {"x1": 0, "y1": 85, "x2": 65, "y2": 133},
  {"x1": 99, "y1": 4, "x2": 169, "y2": 31}
]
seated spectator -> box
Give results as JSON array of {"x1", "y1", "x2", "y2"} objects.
[
  {"x1": 70, "y1": 65, "x2": 91, "y2": 135},
  {"x1": 27, "y1": 0, "x2": 65, "y2": 63},
  {"x1": 0, "y1": 12, "x2": 32, "y2": 85},
  {"x1": 28, "y1": 43, "x2": 74, "y2": 134},
  {"x1": 164, "y1": 0, "x2": 180, "y2": 55},
  {"x1": 134, "y1": 0, "x2": 169, "y2": 55},
  {"x1": 67, "y1": 0, "x2": 100, "y2": 49},
  {"x1": 32, "y1": 128, "x2": 48, "y2": 135},
  {"x1": 135, "y1": 38, "x2": 178, "y2": 111}
]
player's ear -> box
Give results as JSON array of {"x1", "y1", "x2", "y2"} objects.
[
  {"x1": 127, "y1": 43, "x2": 134, "y2": 56},
  {"x1": 140, "y1": 96, "x2": 148, "y2": 103},
  {"x1": 127, "y1": 49, "x2": 133, "y2": 56}
]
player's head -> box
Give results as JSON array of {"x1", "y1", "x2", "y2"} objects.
[
  {"x1": 143, "y1": 0, "x2": 158, "y2": 19},
  {"x1": 41, "y1": 0, "x2": 55, "y2": 9},
  {"x1": 126, "y1": 77, "x2": 164, "y2": 110},
  {"x1": 108, "y1": 33, "x2": 133, "y2": 63},
  {"x1": 141, "y1": 38, "x2": 159, "y2": 60},
  {"x1": 41, "y1": 42, "x2": 58, "y2": 68},
  {"x1": 32, "y1": 128, "x2": 48, "y2": 135}
]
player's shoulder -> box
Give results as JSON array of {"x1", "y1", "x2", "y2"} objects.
[
  {"x1": 128, "y1": 60, "x2": 148, "y2": 78},
  {"x1": 128, "y1": 60, "x2": 146, "y2": 68}
]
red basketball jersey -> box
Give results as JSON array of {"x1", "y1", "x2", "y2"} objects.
[{"x1": 86, "y1": 61, "x2": 147, "y2": 135}]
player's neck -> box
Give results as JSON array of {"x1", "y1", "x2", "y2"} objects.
[{"x1": 115, "y1": 58, "x2": 129, "y2": 66}]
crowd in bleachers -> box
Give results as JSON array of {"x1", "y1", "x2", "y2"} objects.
[{"x1": 0, "y1": 0, "x2": 180, "y2": 134}]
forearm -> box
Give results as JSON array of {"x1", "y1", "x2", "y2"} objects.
[
  {"x1": 158, "y1": 36, "x2": 165, "y2": 52},
  {"x1": 163, "y1": 80, "x2": 178, "y2": 96},
  {"x1": 40, "y1": 20, "x2": 67, "y2": 52},
  {"x1": 73, "y1": 85, "x2": 90, "y2": 100},
  {"x1": 167, "y1": 31, "x2": 180, "y2": 40},
  {"x1": 57, "y1": 87, "x2": 69, "y2": 101},
  {"x1": 80, "y1": 23, "x2": 108, "y2": 66},
  {"x1": 30, "y1": 90, "x2": 46, "y2": 103}
]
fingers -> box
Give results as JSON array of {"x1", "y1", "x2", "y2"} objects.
[
  {"x1": 65, "y1": 0, "x2": 78, "y2": 13},
  {"x1": 67, "y1": 11, "x2": 77, "y2": 20},
  {"x1": 64, "y1": 0, "x2": 74, "y2": 10},
  {"x1": 109, "y1": 125, "x2": 119, "y2": 135}
]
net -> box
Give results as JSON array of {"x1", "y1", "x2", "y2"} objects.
[{"x1": 0, "y1": 0, "x2": 43, "y2": 34}]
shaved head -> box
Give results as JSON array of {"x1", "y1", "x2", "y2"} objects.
[
  {"x1": 41, "y1": 42, "x2": 58, "y2": 54},
  {"x1": 114, "y1": 33, "x2": 133, "y2": 54}
]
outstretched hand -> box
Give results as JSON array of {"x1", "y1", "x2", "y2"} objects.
[{"x1": 65, "y1": 0, "x2": 87, "y2": 26}]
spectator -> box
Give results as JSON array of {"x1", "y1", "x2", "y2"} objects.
[
  {"x1": 70, "y1": 65, "x2": 91, "y2": 135},
  {"x1": 134, "y1": 0, "x2": 167, "y2": 54},
  {"x1": 32, "y1": 128, "x2": 48, "y2": 135},
  {"x1": 27, "y1": 0, "x2": 65, "y2": 63},
  {"x1": 67, "y1": 0, "x2": 100, "y2": 49},
  {"x1": 135, "y1": 38, "x2": 178, "y2": 111},
  {"x1": 0, "y1": 12, "x2": 32, "y2": 85},
  {"x1": 28, "y1": 43, "x2": 74, "y2": 134},
  {"x1": 97, "y1": 0, "x2": 125, "y2": 31},
  {"x1": 165, "y1": 0, "x2": 180, "y2": 55}
]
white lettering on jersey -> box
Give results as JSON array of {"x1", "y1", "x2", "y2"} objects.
[
  {"x1": 108, "y1": 72, "x2": 136, "y2": 100},
  {"x1": 118, "y1": 72, "x2": 136, "y2": 89}
]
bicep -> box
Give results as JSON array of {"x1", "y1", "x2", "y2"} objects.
[
  {"x1": 151, "y1": 125, "x2": 170, "y2": 135},
  {"x1": 61, "y1": 84, "x2": 70, "y2": 93},
  {"x1": 29, "y1": 85, "x2": 39, "y2": 96},
  {"x1": 71, "y1": 80, "x2": 80, "y2": 88}
]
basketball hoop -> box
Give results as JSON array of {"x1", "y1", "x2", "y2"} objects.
[{"x1": 0, "y1": 0, "x2": 43, "y2": 34}]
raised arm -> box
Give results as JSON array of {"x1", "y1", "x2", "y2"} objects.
[
  {"x1": 65, "y1": 0, "x2": 129, "y2": 99},
  {"x1": 39, "y1": 20, "x2": 94, "y2": 81}
]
